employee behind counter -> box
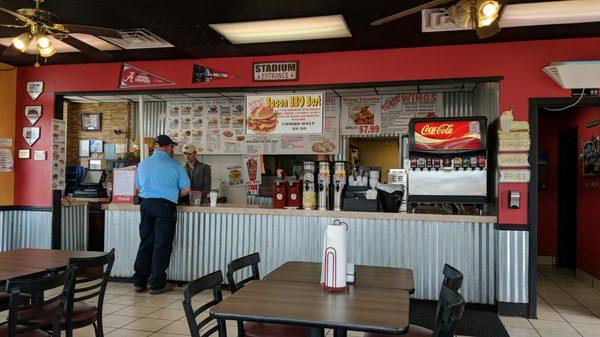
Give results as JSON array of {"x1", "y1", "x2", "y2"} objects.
[{"x1": 179, "y1": 143, "x2": 211, "y2": 204}]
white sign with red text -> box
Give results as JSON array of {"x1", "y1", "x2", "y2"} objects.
[{"x1": 340, "y1": 96, "x2": 382, "y2": 136}]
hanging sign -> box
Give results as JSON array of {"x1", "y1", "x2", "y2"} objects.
[
  {"x1": 26, "y1": 81, "x2": 44, "y2": 100},
  {"x1": 499, "y1": 169, "x2": 531, "y2": 183},
  {"x1": 253, "y1": 61, "x2": 298, "y2": 81},
  {"x1": 24, "y1": 105, "x2": 42, "y2": 125},
  {"x1": 245, "y1": 92, "x2": 323, "y2": 135},
  {"x1": 498, "y1": 153, "x2": 530, "y2": 168},
  {"x1": 242, "y1": 154, "x2": 261, "y2": 191},
  {"x1": 22, "y1": 127, "x2": 40, "y2": 146},
  {"x1": 227, "y1": 165, "x2": 244, "y2": 186},
  {"x1": 119, "y1": 63, "x2": 174, "y2": 88},
  {"x1": 340, "y1": 96, "x2": 382, "y2": 136}
]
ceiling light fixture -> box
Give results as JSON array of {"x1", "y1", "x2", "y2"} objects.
[
  {"x1": 477, "y1": 0, "x2": 500, "y2": 27},
  {"x1": 38, "y1": 45, "x2": 55, "y2": 57},
  {"x1": 11, "y1": 32, "x2": 32, "y2": 52},
  {"x1": 209, "y1": 15, "x2": 352, "y2": 44},
  {"x1": 36, "y1": 33, "x2": 51, "y2": 48}
]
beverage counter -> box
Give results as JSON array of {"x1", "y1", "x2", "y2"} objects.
[{"x1": 102, "y1": 203, "x2": 527, "y2": 307}]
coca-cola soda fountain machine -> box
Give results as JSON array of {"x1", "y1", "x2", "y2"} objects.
[{"x1": 407, "y1": 116, "x2": 488, "y2": 210}]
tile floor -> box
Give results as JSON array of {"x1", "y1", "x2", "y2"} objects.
[{"x1": 3, "y1": 265, "x2": 598, "y2": 337}]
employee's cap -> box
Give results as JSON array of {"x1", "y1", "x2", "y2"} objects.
[
  {"x1": 155, "y1": 135, "x2": 177, "y2": 147},
  {"x1": 182, "y1": 144, "x2": 196, "y2": 153}
]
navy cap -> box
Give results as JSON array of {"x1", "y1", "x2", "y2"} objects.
[{"x1": 155, "y1": 135, "x2": 177, "y2": 147}]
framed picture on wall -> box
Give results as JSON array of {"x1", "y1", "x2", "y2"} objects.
[
  {"x1": 90, "y1": 140, "x2": 103, "y2": 154},
  {"x1": 80, "y1": 140, "x2": 90, "y2": 157},
  {"x1": 81, "y1": 113, "x2": 102, "y2": 131},
  {"x1": 581, "y1": 136, "x2": 599, "y2": 175}
]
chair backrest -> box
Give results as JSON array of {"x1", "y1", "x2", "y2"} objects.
[
  {"x1": 442, "y1": 264, "x2": 463, "y2": 291},
  {"x1": 182, "y1": 270, "x2": 226, "y2": 337},
  {"x1": 66, "y1": 249, "x2": 115, "y2": 322},
  {"x1": 5, "y1": 265, "x2": 77, "y2": 337},
  {"x1": 226, "y1": 252, "x2": 260, "y2": 293},
  {"x1": 432, "y1": 285, "x2": 465, "y2": 337}
]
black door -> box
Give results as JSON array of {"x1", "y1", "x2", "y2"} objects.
[{"x1": 556, "y1": 127, "x2": 578, "y2": 270}]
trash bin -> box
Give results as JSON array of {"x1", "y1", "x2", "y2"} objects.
[{"x1": 377, "y1": 184, "x2": 405, "y2": 213}]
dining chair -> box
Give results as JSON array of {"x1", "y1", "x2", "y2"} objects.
[
  {"x1": 226, "y1": 253, "x2": 308, "y2": 337},
  {"x1": 62, "y1": 249, "x2": 115, "y2": 337},
  {"x1": 364, "y1": 284, "x2": 465, "y2": 337},
  {"x1": 442, "y1": 264, "x2": 463, "y2": 292},
  {"x1": 182, "y1": 270, "x2": 227, "y2": 337},
  {"x1": 0, "y1": 265, "x2": 77, "y2": 337}
]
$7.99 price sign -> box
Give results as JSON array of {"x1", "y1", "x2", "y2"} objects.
[{"x1": 358, "y1": 125, "x2": 380, "y2": 134}]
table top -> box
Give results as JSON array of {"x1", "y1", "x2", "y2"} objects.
[
  {"x1": 0, "y1": 249, "x2": 107, "y2": 282},
  {"x1": 264, "y1": 261, "x2": 415, "y2": 294},
  {"x1": 211, "y1": 280, "x2": 409, "y2": 335}
]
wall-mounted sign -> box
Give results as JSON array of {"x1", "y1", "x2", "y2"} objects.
[
  {"x1": 242, "y1": 154, "x2": 261, "y2": 191},
  {"x1": 340, "y1": 96, "x2": 382, "y2": 136},
  {"x1": 499, "y1": 169, "x2": 531, "y2": 183},
  {"x1": 51, "y1": 119, "x2": 66, "y2": 191},
  {"x1": 119, "y1": 63, "x2": 174, "y2": 88},
  {"x1": 0, "y1": 138, "x2": 13, "y2": 146},
  {"x1": 81, "y1": 113, "x2": 102, "y2": 131},
  {"x1": 499, "y1": 138, "x2": 530, "y2": 152},
  {"x1": 33, "y1": 150, "x2": 46, "y2": 161},
  {"x1": 253, "y1": 61, "x2": 298, "y2": 81},
  {"x1": 0, "y1": 149, "x2": 13, "y2": 172},
  {"x1": 227, "y1": 165, "x2": 244, "y2": 186},
  {"x1": 26, "y1": 81, "x2": 43, "y2": 100},
  {"x1": 18, "y1": 149, "x2": 30, "y2": 159},
  {"x1": 245, "y1": 92, "x2": 323, "y2": 135},
  {"x1": 22, "y1": 127, "x2": 40, "y2": 146},
  {"x1": 498, "y1": 153, "x2": 530, "y2": 168},
  {"x1": 581, "y1": 136, "x2": 599, "y2": 175},
  {"x1": 192, "y1": 65, "x2": 235, "y2": 83},
  {"x1": 25, "y1": 105, "x2": 42, "y2": 125}
]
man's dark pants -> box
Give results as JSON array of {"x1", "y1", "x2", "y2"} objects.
[{"x1": 132, "y1": 198, "x2": 177, "y2": 290}]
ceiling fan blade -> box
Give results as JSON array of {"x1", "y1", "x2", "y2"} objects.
[
  {"x1": 62, "y1": 24, "x2": 122, "y2": 38},
  {"x1": 371, "y1": 0, "x2": 455, "y2": 26},
  {"x1": 2, "y1": 45, "x2": 22, "y2": 56},
  {"x1": 61, "y1": 35, "x2": 112, "y2": 61},
  {"x1": 0, "y1": 6, "x2": 35, "y2": 25}
]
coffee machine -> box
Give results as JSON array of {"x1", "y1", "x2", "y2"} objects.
[
  {"x1": 317, "y1": 161, "x2": 331, "y2": 211},
  {"x1": 302, "y1": 161, "x2": 317, "y2": 210},
  {"x1": 333, "y1": 161, "x2": 347, "y2": 211}
]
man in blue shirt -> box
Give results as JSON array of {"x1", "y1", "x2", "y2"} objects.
[{"x1": 132, "y1": 135, "x2": 190, "y2": 294}]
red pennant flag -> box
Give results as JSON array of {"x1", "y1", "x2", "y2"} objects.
[{"x1": 119, "y1": 63, "x2": 174, "y2": 88}]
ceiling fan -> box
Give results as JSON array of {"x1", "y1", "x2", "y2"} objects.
[
  {"x1": 0, "y1": 0, "x2": 122, "y2": 66},
  {"x1": 371, "y1": 0, "x2": 504, "y2": 39}
]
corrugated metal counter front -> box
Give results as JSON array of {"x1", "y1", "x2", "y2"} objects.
[{"x1": 105, "y1": 204, "x2": 501, "y2": 304}]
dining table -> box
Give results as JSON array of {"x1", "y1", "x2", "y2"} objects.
[{"x1": 211, "y1": 261, "x2": 414, "y2": 337}]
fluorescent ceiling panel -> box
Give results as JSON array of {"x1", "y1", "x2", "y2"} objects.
[
  {"x1": 210, "y1": 15, "x2": 351, "y2": 44},
  {"x1": 500, "y1": 0, "x2": 600, "y2": 28}
]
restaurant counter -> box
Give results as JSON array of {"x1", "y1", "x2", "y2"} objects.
[{"x1": 100, "y1": 202, "x2": 531, "y2": 306}]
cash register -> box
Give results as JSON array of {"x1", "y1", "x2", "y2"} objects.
[{"x1": 73, "y1": 169, "x2": 108, "y2": 198}]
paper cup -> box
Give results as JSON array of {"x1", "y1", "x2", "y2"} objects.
[{"x1": 209, "y1": 192, "x2": 218, "y2": 207}]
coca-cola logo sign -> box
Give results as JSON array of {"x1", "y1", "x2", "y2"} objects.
[
  {"x1": 414, "y1": 120, "x2": 482, "y2": 150},
  {"x1": 420, "y1": 123, "x2": 455, "y2": 136}
]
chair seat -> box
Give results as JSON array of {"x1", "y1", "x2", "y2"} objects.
[
  {"x1": 364, "y1": 324, "x2": 433, "y2": 337},
  {"x1": 0, "y1": 324, "x2": 50, "y2": 337},
  {"x1": 64, "y1": 301, "x2": 98, "y2": 325},
  {"x1": 244, "y1": 322, "x2": 309, "y2": 337}
]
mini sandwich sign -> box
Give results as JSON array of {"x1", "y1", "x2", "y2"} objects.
[{"x1": 253, "y1": 61, "x2": 298, "y2": 81}]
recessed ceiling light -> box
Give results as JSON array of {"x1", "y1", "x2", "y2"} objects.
[{"x1": 209, "y1": 15, "x2": 352, "y2": 44}]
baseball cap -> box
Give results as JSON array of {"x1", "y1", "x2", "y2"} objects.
[
  {"x1": 182, "y1": 144, "x2": 196, "y2": 153},
  {"x1": 154, "y1": 135, "x2": 177, "y2": 147}
]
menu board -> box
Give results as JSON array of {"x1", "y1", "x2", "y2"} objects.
[
  {"x1": 51, "y1": 119, "x2": 66, "y2": 191},
  {"x1": 340, "y1": 96, "x2": 382, "y2": 136},
  {"x1": 245, "y1": 92, "x2": 323, "y2": 135},
  {"x1": 340, "y1": 93, "x2": 444, "y2": 136},
  {"x1": 166, "y1": 96, "x2": 339, "y2": 155}
]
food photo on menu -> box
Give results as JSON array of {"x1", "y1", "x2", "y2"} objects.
[
  {"x1": 348, "y1": 106, "x2": 375, "y2": 125},
  {"x1": 247, "y1": 107, "x2": 278, "y2": 134}
]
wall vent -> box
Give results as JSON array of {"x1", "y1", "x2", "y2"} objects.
[
  {"x1": 421, "y1": 8, "x2": 469, "y2": 33},
  {"x1": 103, "y1": 29, "x2": 174, "y2": 49}
]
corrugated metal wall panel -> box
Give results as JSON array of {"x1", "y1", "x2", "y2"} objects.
[
  {"x1": 497, "y1": 230, "x2": 529, "y2": 303},
  {"x1": 0, "y1": 211, "x2": 52, "y2": 251},
  {"x1": 246, "y1": 195, "x2": 273, "y2": 206},
  {"x1": 61, "y1": 205, "x2": 88, "y2": 251},
  {"x1": 443, "y1": 92, "x2": 474, "y2": 117},
  {"x1": 106, "y1": 210, "x2": 495, "y2": 303},
  {"x1": 132, "y1": 101, "x2": 167, "y2": 139}
]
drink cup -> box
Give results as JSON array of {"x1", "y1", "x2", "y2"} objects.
[{"x1": 209, "y1": 192, "x2": 218, "y2": 207}]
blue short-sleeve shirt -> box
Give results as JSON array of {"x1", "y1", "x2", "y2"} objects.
[{"x1": 136, "y1": 151, "x2": 191, "y2": 203}]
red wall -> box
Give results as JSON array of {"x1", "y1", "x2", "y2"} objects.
[
  {"x1": 13, "y1": 37, "x2": 600, "y2": 215},
  {"x1": 537, "y1": 107, "x2": 600, "y2": 279}
]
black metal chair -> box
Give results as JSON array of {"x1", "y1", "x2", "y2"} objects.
[
  {"x1": 364, "y1": 284, "x2": 465, "y2": 337},
  {"x1": 182, "y1": 270, "x2": 227, "y2": 337},
  {"x1": 226, "y1": 253, "x2": 307, "y2": 337},
  {"x1": 62, "y1": 249, "x2": 115, "y2": 337},
  {"x1": 0, "y1": 265, "x2": 77, "y2": 337},
  {"x1": 442, "y1": 264, "x2": 463, "y2": 292}
]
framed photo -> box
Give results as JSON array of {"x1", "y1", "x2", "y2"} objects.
[
  {"x1": 18, "y1": 149, "x2": 31, "y2": 159},
  {"x1": 90, "y1": 140, "x2": 103, "y2": 154},
  {"x1": 89, "y1": 159, "x2": 102, "y2": 170},
  {"x1": 24, "y1": 105, "x2": 42, "y2": 125},
  {"x1": 79, "y1": 140, "x2": 90, "y2": 157},
  {"x1": 81, "y1": 113, "x2": 102, "y2": 131},
  {"x1": 33, "y1": 150, "x2": 46, "y2": 161}
]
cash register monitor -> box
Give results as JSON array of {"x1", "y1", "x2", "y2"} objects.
[{"x1": 80, "y1": 169, "x2": 105, "y2": 186}]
